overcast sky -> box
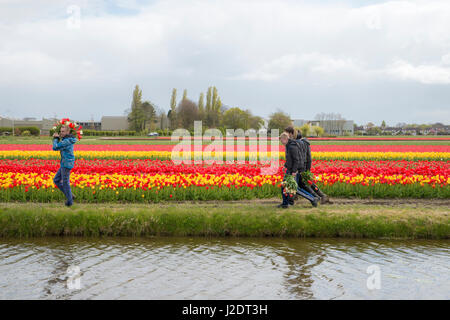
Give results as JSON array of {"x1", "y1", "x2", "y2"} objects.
[{"x1": 1, "y1": 0, "x2": 449, "y2": 126}]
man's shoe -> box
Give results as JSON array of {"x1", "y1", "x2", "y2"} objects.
[
  {"x1": 310, "y1": 199, "x2": 318, "y2": 207},
  {"x1": 65, "y1": 200, "x2": 73, "y2": 207},
  {"x1": 320, "y1": 195, "x2": 333, "y2": 205},
  {"x1": 277, "y1": 204, "x2": 289, "y2": 209}
]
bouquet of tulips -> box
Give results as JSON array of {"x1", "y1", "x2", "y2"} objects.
[
  {"x1": 52, "y1": 118, "x2": 83, "y2": 140},
  {"x1": 301, "y1": 171, "x2": 315, "y2": 185},
  {"x1": 281, "y1": 174, "x2": 298, "y2": 197}
]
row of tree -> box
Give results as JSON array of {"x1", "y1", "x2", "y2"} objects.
[
  {"x1": 168, "y1": 87, "x2": 225, "y2": 130},
  {"x1": 357, "y1": 120, "x2": 449, "y2": 135},
  {"x1": 126, "y1": 85, "x2": 327, "y2": 136},
  {"x1": 126, "y1": 85, "x2": 158, "y2": 132},
  {"x1": 168, "y1": 86, "x2": 267, "y2": 132},
  {"x1": 128, "y1": 85, "x2": 266, "y2": 133}
]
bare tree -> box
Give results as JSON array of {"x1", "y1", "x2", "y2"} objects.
[
  {"x1": 177, "y1": 99, "x2": 199, "y2": 130},
  {"x1": 154, "y1": 106, "x2": 168, "y2": 130}
]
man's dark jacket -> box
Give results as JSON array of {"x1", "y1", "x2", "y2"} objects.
[
  {"x1": 284, "y1": 139, "x2": 304, "y2": 175},
  {"x1": 297, "y1": 135, "x2": 312, "y2": 171}
]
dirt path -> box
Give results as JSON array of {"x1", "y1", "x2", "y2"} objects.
[
  {"x1": 161, "y1": 197, "x2": 450, "y2": 209},
  {"x1": 238, "y1": 197, "x2": 450, "y2": 208},
  {"x1": 0, "y1": 198, "x2": 449, "y2": 210}
]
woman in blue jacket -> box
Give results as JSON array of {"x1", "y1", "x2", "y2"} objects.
[{"x1": 52, "y1": 125, "x2": 77, "y2": 206}]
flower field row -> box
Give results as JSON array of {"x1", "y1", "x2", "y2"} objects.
[
  {"x1": 0, "y1": 173, "x2": 448, "y2": 202},
  {"x1": 149, "y1": 136, "x2": 450, "y2": 141},
  {"x1": 0, "y1": 150, "x2": 448, "y2": 161},
  {"x1": 1, "y1": 144, "x2": 449, "y2": 152},
  {"x1": 301, "y1": 137, "x2": 450, "y2": 141},
  {"x1": 0, "y1": 172, "x2": 447, "y2": 202},
  {"x1": 0, "y1": 159, "x2": 448, "y2": 201},
  {"x1": 0, "y1": 139, "x2": 448, "y2": 202},
  {"x1": 0, "y1": 159, "x2": 448, "y2": 177},
  {"x1": 0, "y1": 159, "x2": 277, "y2": 176}
]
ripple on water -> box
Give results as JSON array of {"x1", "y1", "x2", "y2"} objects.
[{"x1": 0, "y1": 237, "x2": 448, "y2": 299}]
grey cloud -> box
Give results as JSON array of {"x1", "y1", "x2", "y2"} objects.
[{"x1": 0, "y1": 0, "x2": 449, "y2": 125}]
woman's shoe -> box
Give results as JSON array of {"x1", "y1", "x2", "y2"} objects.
[{"x1": 277, "y1": 203, "x2": 289, "y2": 209}]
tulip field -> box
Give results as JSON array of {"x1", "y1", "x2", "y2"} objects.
[{"x1": 0, "y1": 140, "x2": 449, "y2": 202}]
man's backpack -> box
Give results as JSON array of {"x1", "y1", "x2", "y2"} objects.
[{"x1": 293, "y1": 140, "x2": 307, "y2": 171}]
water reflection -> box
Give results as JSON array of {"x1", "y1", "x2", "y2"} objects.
[{"x1": 0, "y1": 237, "x2": 448, "y2": 299}]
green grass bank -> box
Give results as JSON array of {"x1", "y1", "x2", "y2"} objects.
[{"x1": 0, "y1": 201, "x2": 448, "y2": 239}]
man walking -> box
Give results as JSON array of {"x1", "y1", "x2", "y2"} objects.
[
  {"x1": 295, "y1": 130, "x2": 332, "y2": 204},
  {"x1": 52, "y1": 125, "x2": 77, "y2": 206},
  {"x1": 284, "y1": 127, "x2": 319, "y2": 206},
  {"x1": 279, "y1": 132, "x2": 318, "y2": 208}
]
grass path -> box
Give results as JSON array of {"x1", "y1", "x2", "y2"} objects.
[
  {"x1": 4, "y1": 197, "x2": 449, "y2": 209},
  {"x1": 0, "y1": 199, "x2": 448, "y2": 239}
]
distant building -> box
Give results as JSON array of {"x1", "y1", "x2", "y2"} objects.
[
  {"x1": 291, "y1": 119, "x2": 354, "y2": 136},
  {"x1": 78, "y1": 121, "x2": 101, "y2": 131},
  {"x1": 292, "y1": 119, "x2": 308, "y2": 127},
  {"x1": 381, "y1": 127, "x2": 401, "y2": 135},
  {"x1": 0, "y1": 115, "x2": 130, "y2": 133},
  {"x1": 101, "y1": 116, "x2": 129, "y2": 131},
  {"x1": 312, "y1": 120, "x2": 354, "y2": 135},
  {"x1": 0, "y1": 117, "x2": 57, "y2": 135}
]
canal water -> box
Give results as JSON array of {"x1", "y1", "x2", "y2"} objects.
[{"x1": 0, "y1": 237, "x2": 448, "y2": 299}]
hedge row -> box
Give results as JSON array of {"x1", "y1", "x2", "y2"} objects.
[
  {"x1": 49, "y1": 129, "x2": 138, "y2": 136},
  {"x1": 83, "y1": 130, "x2": 137, "y2": 136},
  {"x1": 0, "y1": 126, "x2": 40, "y2": 136}
]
